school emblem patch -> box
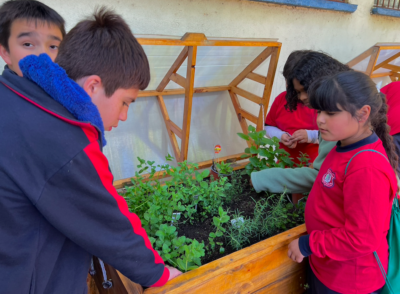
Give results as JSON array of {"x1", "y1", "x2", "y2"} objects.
[{"x1": 322, "y1": 168, "x2": 336, "y2": 188}]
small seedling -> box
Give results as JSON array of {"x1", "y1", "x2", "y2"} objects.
[{"x1": 209, "y1": 207, "x2": 230, "y2": 251}]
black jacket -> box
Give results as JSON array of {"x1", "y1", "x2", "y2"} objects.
[{"x1": 0, "y1": 59, "x2": 168, "y2": 294}]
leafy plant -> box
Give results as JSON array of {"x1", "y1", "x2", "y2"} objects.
[
  {"x1": 209, "y1": 207, "x2": 230, "y2": 251},
  {"x1": 215, "y1": 161, "x2": 233, "y2": 175},
  {"x1": 226, "y1": 211, "x2": 253, "y2": 251},
  {"x1": 238, "y1": 125, "x2": 294, "y2": 174},
  {"x1": 296, "y1": 152, "x2": 310, "y2": 167}
]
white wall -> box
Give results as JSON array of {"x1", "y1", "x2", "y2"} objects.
[{"x1": 2, "y1": 0, "x2": 400, "y2": 179}]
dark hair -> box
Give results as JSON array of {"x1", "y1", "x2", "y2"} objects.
[
  {"x1": 0, "y1": 0, "x2": 65, "y2": 51},
  {"x1": 282, "y1": 50, "x2": 312, "y2": 80},
  {"x1": 285, "y1": 51, "x2": 351, "y2": 112},
  {"x1": 309, "y1": 71, "x2": 399, "y2": 173},
  {"x1": 56, "y1": 7, "x2": 150, "y2": 96}
]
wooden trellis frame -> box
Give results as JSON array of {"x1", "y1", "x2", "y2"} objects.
[
  {"x1": 136, "y1": 33, "x2": 281, "y2": 160},
  {"x1": 347, "y1": 43, "x2": 400, "y2": 81}
]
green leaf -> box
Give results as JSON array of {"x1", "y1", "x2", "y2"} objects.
[
  {"x1": 258, "y1": 148, "x2": 270, "y2": 157},
  {"x1": 249, "y1": 157, "x2": 260, "y2": 166},
  {"x1": 201, "y1": 169, "x2": 210, "y2": 177},
  {"x1": 216, "y1": 231, "x2": 223, "y2": 237},
  {"x1": 176, "y1": 259, "x2": 186, "y2": 271},
  {"x1": 245, "y1": 163, "x2": 253, "y2": 170},
  {"x1": 244, "y1": 147, "x2": 251, "y2": 154},
  {"x1": 237, "y1": 133, "x2": 250, "y2": 141},
  {"x1": 220, "y1": 215, "x2": 230, "y2": 223},
  {"x1": 248, "y1": 125, "x2": 256, "y2": 132},
  {"x1": 213, "y1": 217, "x2": 220, "y2": 226},
  {"x1": 250, "y1": 146, "x2": 259, "y2": 154},
  {"x1": 147, "y1": 160, "x2": 155, "y2": 166},
  {"x1": 209, "y1": 232, "x2": 216, "y2": 238},
  {"x1": 249, "y1": 133, "x2": 258, "y2": 141}
]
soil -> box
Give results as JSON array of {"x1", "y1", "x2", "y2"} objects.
[{"x1": 176, "y1": 173, "x2": 305, "y2": 265}]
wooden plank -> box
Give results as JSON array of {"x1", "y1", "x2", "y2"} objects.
[
  {"x1": 138, "y1": 86, "x2": 230, "y2": 97},
  {"x1": 170, "y1": 73, "x2": 187, "y2": 88},
  {"x1": 229, "y1": 47, "x2": 274, "y2": 87},
  {"x1": 247, "y1": 72, "x2": 267, "y2": 84},
  {"x1": 113, "y1": 153, "x2": 248, "y2": 189},
  {"x1": 374, "y1": 52, "x2": 400, "y2": 70},
  {"x1": 346, "y1": 47, "x2": 374, "y2": 68},
  {"x1": 262, "y1": 46, "x2": 281, "y2": 116},
  {"x1": 144, "y1": 224, "x2": 307, "y2": 294},
  {"x1": 365, "y1": 47, "x2": 380, "y2": 76},
  {"x1": 231, "y1": 86, "x2": 263, "y2": 104},
  {"x1": 381, "y1": 63, "x2": 400, "y2": 73},
  {"x1": 370, "y1": 72, "x2": 392, "y2": 78},
  {"x1": 376, "y1": 45, "x2": 400, "y2": 50},
  {"x1": 157, "y1": 95, "x2": 181, "y2": 160},
  {"x1": 168, "y1": 120, "x2": 183, "y2": 139},
  {"x1": 240, "y1": 108, "x2": 258, "y2": 124},
  {"x1": 180, "y1": 46, "x2": 197, "y2": 162},
  {"x1": 256, "y1": 105, "x2": 264, "y2": 132},
  {"x1": 229, "y1": 90, "x2": 252, "y2": 148},
  {"x1": 156, "y1": 46, "x2": 188, "y2": 92},
  {"x1": 391, "y1": 72, "x2": 400, "y2": 78}
]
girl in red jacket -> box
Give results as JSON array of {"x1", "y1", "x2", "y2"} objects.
[{"x1": 287, "y1": 71, "x2": 398, "y2": 294}]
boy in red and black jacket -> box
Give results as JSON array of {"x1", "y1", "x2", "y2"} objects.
[{"x1": 0, "y1": 4, "x2": 180, "y2": 294}]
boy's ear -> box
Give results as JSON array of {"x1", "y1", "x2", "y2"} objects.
[
  {"x1": 78, "y1": 75, "x2": 103, "y2": 98},
  {"x1": 0, "y1": 45, "x2": 11, "y2": 65}
]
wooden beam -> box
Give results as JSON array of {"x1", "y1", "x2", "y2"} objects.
[
  {"x1": 180, "y1": 46, "x2": 197, "y2": 162},
  {"x1": 229, "y1": 90, "x2": 252, "y2": 148},
  {"x1": 157, "y1": 95, "x2": 181, "y2": 160},
  {"x1": 138, "y1": 85, "x2": 230, "y2": 97},
  {"x1": 365, "y1": 47, "x2": 380, "y2": 76},
  {"x1": 391, "y1": 72, "x2": 400, "y2": 78},
  {"x1": 170, "y1": 73, "x2": 187, "y2": 88},
  {"x1": 246, "y1": 72, "x2": 266, "y2": 84},
  {"x1": 113, "y1": 153, "x2": 249, "y2": 189},
  {"x1": 262, "y1": 46, "x2": 281, "y2": 114},
  {"x1": 168, "y1": 120, "x2": 182, "y2": 139},
  {"x1": 231, "y1": 86, "x2": 263, "y2": 104},
  {"x1": 229, "y1": 47, "x2": 274, "y2": 87},
  {"x1": 370, "y1": 72, "x2": 392, "y2": 78},
  {"x1": 256, "y1": 105, "x2": 264, "y2": 132},
  {"x1": 156, "y1": 46, "x2": 188, "y2": 92},
  {"x1": 374, "y1": 52, "x2": 400, "y2": 71},
  {"x1": 381, "y1": 64, "x2": 400, "y2": 73},
  {"x1": 346, "y1": 47, "x2": 374, "y2": 68},
  {"x1": 240, "y1": 108, "x2": 258, "y2": 125}
]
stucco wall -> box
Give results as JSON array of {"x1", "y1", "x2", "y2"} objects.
[{"x1": 2, "y1": 0, "x2": 400, "y2": 179}]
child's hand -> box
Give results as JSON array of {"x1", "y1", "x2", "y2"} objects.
[
  {"x1": 289, "y1": 130, "x2": 308, "y2": 144},
  {"x1": 287, "y1": 239, "x2": 304, "y2": 263},
  {"x1": 166, "y1": 265, "x2": 182, "y2": 281}
]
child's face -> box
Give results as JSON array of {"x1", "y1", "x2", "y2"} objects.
[
  {"x1": 92, "y1": 86, "x2": 139, "y2": 131},
  {"x1": 0, "y1": 19, "x2": 63, "y2": 76},
  {"x1": 317, "y1": 107, "x2": 360, "y2": 143},
  {"x1": 293, "y1": 78, "x2": 310, "y2": 108}
]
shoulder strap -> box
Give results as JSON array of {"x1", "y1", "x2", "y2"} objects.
[
  {"x1": 345, "y1": 149, "x2": 388, "y2": 175},
  {"x1": 345, "y1": 149, "x2": 395, "y2": 293}
]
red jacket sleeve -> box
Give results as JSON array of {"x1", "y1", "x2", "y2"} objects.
[{"x1": 309, "y1": 167, "x2": 392, "y2": 261}]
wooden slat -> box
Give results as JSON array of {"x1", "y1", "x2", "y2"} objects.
[
  {"x1": 374, "y1": 52, "x2": 400, "y2": 70},
  {"x1": 229, "y1": 90, "x2": 252, "y2": 148},
  {"x1": 370, "y1": 72, "x2": 392, "y2": 78},
  {"x1": 231, "y1": 86, "x2": 263, "y2": 104},
  {"x1": 138, "y1": 86, "x2": 230, "y2": 97},
  {"x1": 256, "y1": 105, "x2": 264, "y2": 132},
  {"x1": 229, "y1": 47, "x2": 274, "y2": 87},
  {"x1": 346, "y1": 47, "x2": 374, "y2": 68},
  {"x1": 180, "y1": 46, "x2": 197, "y2": 162},
  {"x1": 113, "y1": 153, "x2": 248, "y2": 189},
  {"x1": 170, "y1": 73, "x2": 187, "y2": 88},
  {"x1": 365, "y1": 47, "x2": 380, "y2": 76},
  {"x1": 262, "y1": 46, "x2": 281, "y2": 112},
  {"x1": 246, "y1": 72, "x2": 267, "y2": 84},
  {"x1": 376, "y1": 45, "x2": 400, "y2": 50},
  {"x1": 157, "y1": 95, "x2": 181, "y2": 160},
  {"x1": 391, "y1": 72, "x2": 400, "y2": 78},
  {"x1": 156, "y1": 46, "x2": 188, "y2": 92},
  {"x1": 144, "y1": 224, "x2": 307, "y2": 294},
  {"x1": 240, "y1": 108, "x2": 258, "y2": 124},
  {"x1": 168, "y1": 120, "x2": 182, "y2": 138},
  {"x1": 381, "y1": 63, "x2": 400, "y2": 73}
]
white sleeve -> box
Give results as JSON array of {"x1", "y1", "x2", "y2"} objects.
[
  {"x1": 306, "y1": 130, "x2": 319, "y2": 144},
  {"x1": 264, "y1": 125, "x2": 287, "y2": 141}
]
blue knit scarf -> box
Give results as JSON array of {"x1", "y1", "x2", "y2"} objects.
[{"x1": 19, "y1": 54, "x2": 106, "y2": 146}]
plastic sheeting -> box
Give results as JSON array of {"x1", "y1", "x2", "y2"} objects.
[{"x1": 104, "y1": 43, "x2": 275, "y2": 181}]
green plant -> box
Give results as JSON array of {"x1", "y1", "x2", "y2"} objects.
[
  {"x1": 223, "y1": 171, "x2": 251, "y2": 204},
  {"x1": 226, "y1": 211, "x2": 253, "y2": 251},
  {"x1": 215, "y1": 161, "x2": 233, "y2": 175},
  {"x1": 296, "y1": 152, "x2": 310, "y2": 167},
  {"x1": 238, "y1": 125, "x2": 294, "y2": 174},
  {"x1": 209, "y1": 207, "x2": 230, "y2": 251}
]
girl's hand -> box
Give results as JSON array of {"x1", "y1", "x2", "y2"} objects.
[
  {"x1": 166, "y1": 265, "x2": 182, "y2": 281},
  {"x1": 287, "y1": 239, "x2": 304, "y2": 263},
  {"x1": 289, "y1": 130, "x2": 308, "y2": 144},
  {"x1": 281, "y1": 133, "x2": 292, "y2": 146}
]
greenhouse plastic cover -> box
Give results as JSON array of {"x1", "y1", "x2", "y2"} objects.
[{"x1": 104, "y1": 41, "x2": 276, "y2": 181}]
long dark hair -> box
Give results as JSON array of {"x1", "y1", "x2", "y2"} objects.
[
  {"x1": 309, "y1": 71, "x2": 399, "y2": 172},
  {"x1": 282, "y1": 50, "x2": 312, "y2": 80},
  {"x1": 286, "y1": 52, "x2": 351, "y2": 112}
]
